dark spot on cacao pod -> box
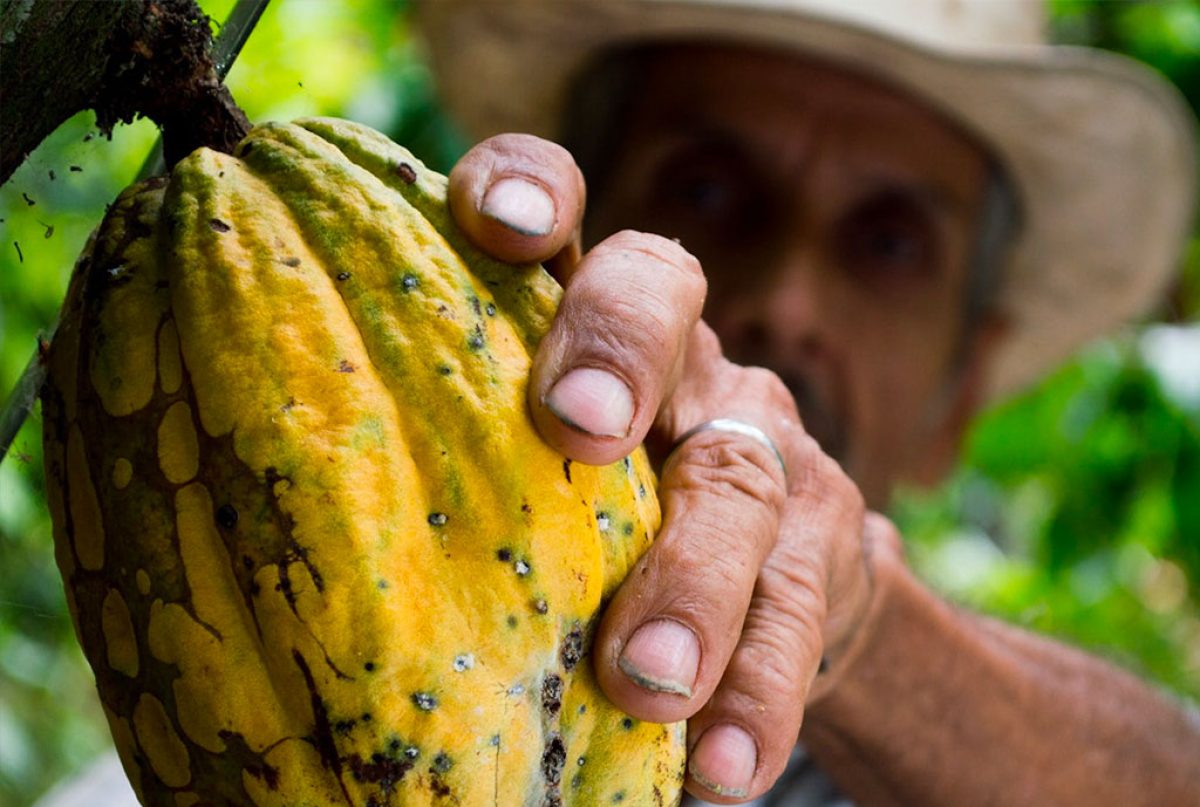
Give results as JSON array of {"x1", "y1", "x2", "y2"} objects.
[
  {"x1": 334, "y1": 718, "x2": 357, "y2": 735},
  {"x1": 623, "y1": 522, "x2": 635, "y2": 536},
  {"x1": 497, "y1": 548, "x2": 512, "y2": 562},
  {"x1": 563, "y1": 459, "x2": 572, "y2": 483},
  {"x1": 621, "y1": 717, "x2": 634, "y2": 730},
  {"x1": 467, "y1": 326, "x2": 485, "y2": 351},
  {"x1": 541, "y1": 734, "x2": 566, "y2": 786},
  {"x1": 361, "y1": 712, "x2": 372, "y2": 722},
  {"x1": 613, "y1": 792, "x2": 626, "y2": 803},
  {"x1": 577, "y1": 756, "x2": 586, "y2": 766},
  {"x1": 216, "y1": 504, "x2": 239, "y2": 530},
  {"x1": 249, "y1": 762, "x2": 280, "y2": 790},
  {"x1": 69, "y1": 165, "x2": 83, "y2": 172},
  {"x1": 638, "y1": 483, "x2": 647, "y2": 499},
  {"x1": 572, "y1": 772, "x2": 583, "y2": 788},
  {"x1": 521, "y1": 502, "x2": 532, "y2": 514},
  {"x1": 486, "y1": 302, "x2": 497, "y2": 316},
  {"x1": 404, "y1": 745, "x2": 420, "y2": 760},
  {"x1": 438, "y1": 364, "x2": 453, "y2": 376},
  {"x1": 428, "y1": 512, "x2": 448, "y2": 526},
  {"x1": 48, "y1": 170, "x2": 56, "y2": 181},
  {"x1": 337, "y1": 359, "x2": 356, "y2": 373},
  {"x1": 336, "y1": 271, "x2": 351, "y2": 281},
  {"x1": 578, "y1": 704, "x2": 586, "y2": 714},
  {"x1": 377, "y1": 579, "x2": 389, "y2": 589},
  {"x1": 411, "y1": 692, "x2": 438, "y2": 711},
  {"x1": 514, "y1": 559, "x2": 531, "y2": 576},
  {"x1": 561, "y1": 628, "x2": 584, "y2": 671},
  {"x1": 430, "y1": 775, "x2": 451, "y2": 797},
  {"x1": 533, "y1": 598, "x2": 549, "y2": 615},
  {"x1": 432, "y1": 752, "x2": 453, "y2": 773},
  {"x1": 281, "y1": 256, "x2": 301, "y2": 267},
  {"x1": 507, "y1": 615, "x2": 519, "y2": 628},
  {"x1": 542, "y1": 674, "x2": 563, "y2": 715},
  {"x1": 241, "y1": 555, "x2": 254, "y2": 570},
  {"x1": 395, "y1": 162, "x2": 417, "y2": 184},
  {"x1": 364, "y1": 661, "x2": 376, "y2": 672},
  {"x1": 22, "y1": 192, "x2": 35, "y2": 206},
  {"x1": 13, "y1": 241, "x2": 23, "y2": 263},
  {"x1": 401, "y1": 273, "x2": 419, "y2": 291},
  {"x1": 351, "y1": 753, "x2": 412, "y2": 789},
  {"x1": 470, "y1": 296, "x2": 482, "y2": 316},
  {"x1": 209, "y1": 218, "x2": 231, "y2": 233}
]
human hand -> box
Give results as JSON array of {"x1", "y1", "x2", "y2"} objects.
[{"x1": 448, "y1": 134, "x2": 896, "y2": 802}]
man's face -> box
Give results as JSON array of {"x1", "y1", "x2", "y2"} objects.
[{"x1": 584, "y1": 45, "x2": 995, "y2": 507}]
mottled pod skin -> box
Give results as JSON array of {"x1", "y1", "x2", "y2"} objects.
[{"x1": 42, "y1": 119, "x2": 686, "y2": 807}]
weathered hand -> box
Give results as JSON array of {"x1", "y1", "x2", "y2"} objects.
[{"x1": 448, "y1": 134, "x2": 895, "y2": 802}]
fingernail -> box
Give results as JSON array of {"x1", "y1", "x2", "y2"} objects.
[
  {"x1": 618, "y1": 620, "x2": 700, "y2": 697},
  {"x1": 544, "y1": 368, "x2": 634, "y2": 438},
  {"x1": 689, "y1": 724, "x2": 757, "y2": 798},
  {"x1": 480, "y1": 177, "x2": 555, "y2": 236}
]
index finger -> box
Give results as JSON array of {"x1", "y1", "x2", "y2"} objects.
[{"x1": 448, "y1": 133, "x2": 585, "y2": 267}]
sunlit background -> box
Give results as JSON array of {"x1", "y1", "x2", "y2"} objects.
[{"x1": 1, "y1": 1, "x2": 1197, "y2": 804}]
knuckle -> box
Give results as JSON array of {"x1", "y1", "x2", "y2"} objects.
[
  {"x1": 605, "y1": 230, "x2": 706, "y2": 293},
  {"x1": 864, "y1": 510, "x2": 904, "y2": 557},
  {"x1": 684, "y1": 322, "x2": 727, "y2": 371},
  {"x1": 790, "y1": 437, "x2": 863, "y2": 518},
  {"x1": 756, "y1": 557, "x2": 829, "y2": 649},
  {"x1": 670, "y1": 434, "x2": 788, "y2": 515},
  {"x1": 562, "y1": 292, "x2": 676, "y2": 374},
  {"x1": 736, "y1": 626, "x2": 819, "y2": 706},
  {"x1": 658, "y1": 537, "x2": 752, "y2": 604},
  {"x1": 748, "y1": 367, "x2": 800, "y2": 419}
]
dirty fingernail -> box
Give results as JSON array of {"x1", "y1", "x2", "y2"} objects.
[
  {"x1": 689, "y1": 724, "x2": 756, "y2": 798},
  {"x1": 480, "y1": 177, "x2": 555, "y2": 236},
  {"x1": 619, "y1": 620, "x2": 699, "y2": 697},
  {"x1": 544, "y1": 368, "x2": 634, "y2": 438}
]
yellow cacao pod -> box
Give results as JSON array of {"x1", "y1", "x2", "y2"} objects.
[{"x1": 41, "y1": 118, "x2": 685, "y2": 806}]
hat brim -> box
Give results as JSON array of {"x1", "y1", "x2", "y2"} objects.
[{"x1": 418, "y1": 0, "x2": 1196, "y2": 400}]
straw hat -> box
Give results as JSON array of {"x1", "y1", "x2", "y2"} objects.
[{"x1": 416, "y1": 0, "x2": 1196, "y2": 399}]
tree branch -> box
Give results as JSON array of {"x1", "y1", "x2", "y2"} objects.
[{"x1": 0, "y1": 0, "x2": 250, "y2": 187}]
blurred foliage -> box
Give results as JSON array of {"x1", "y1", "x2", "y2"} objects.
[
  {"x1": 890, "y1": 0, "x2": 1200, "y2": 702},
  {"x1": 0, "y1": 1, "x2": 1197, "y2": 805}
]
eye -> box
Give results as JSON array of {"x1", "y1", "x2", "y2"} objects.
[
  {"x1": 836, "y1": 191, "x2": 939, "y2": 281},
  {"x1": 672, "y1": 162, "x2": 739, "y2": 218},
  {"x1": 644, "y1": 139, "x2": 773, "y2": 250}
]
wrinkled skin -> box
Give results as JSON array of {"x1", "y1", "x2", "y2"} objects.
[{"x1": 444, "y1": 46, "x2": 1200, "y2": 805}]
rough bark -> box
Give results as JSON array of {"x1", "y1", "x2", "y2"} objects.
[{"x1": 0, "y1": 0, "x2": 249, "y2": 186}]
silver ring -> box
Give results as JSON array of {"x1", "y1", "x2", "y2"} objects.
[{"x1": 670, "y1": 418, "x2": 787, "y2": 479}]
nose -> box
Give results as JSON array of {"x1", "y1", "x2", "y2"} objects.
[{"x1": 708, "y1": 247, "x2": 828, "y2": 367}]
